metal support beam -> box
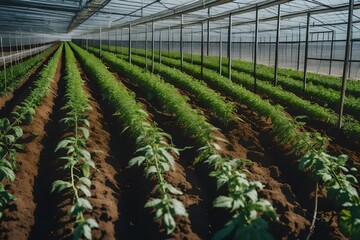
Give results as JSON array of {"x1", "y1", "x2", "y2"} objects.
[
  {"x1": 100, "y1": 26, "x2": 102, "y2": 57},
  {"x1": 159, "y1": 30, "x2": 162, "y2": 65},
  {"x1": 254, "y1": 8, "x2": 259, "y2": 92},
  {"x1": 348, "y1": 38, "x2": 353, "y2": 78},
  {"x1": 1, "y1": 36, "x2": 6, "y2": 90},
  {"x1": 108, "y1": 31, "x2": 110, "y2": 51},
  {"x1": 190, "y1": 28, "x2": 193, "y2": 63},
  {"x1": 207, "y1": 8, "x2": 211, "y2": 56},
  {"x1": 329, "y1": 31, "x2": 334, "y2": 75},
  {"x1": 227, "y1": 13, "x2": 232, "y2": 80},
  {"x1": 201, "y1": 23, "x2": 204, "y2": 79},
  {"x1": 303, "y1": 12, "x2": 310, "y2": 91},
  {"x1": 145, "y1": 25, "x2": 148, "y2": 69},
  {"x1": 180, "y1": 14, "x2": 184, "y2": 70},
  {"x1": 129, "y1": 25, "x2": 132, "y2": 63},
  {"x1": 338, "y1": 0, "x2": 354, "y2": 129},
  {"x1": 168, "y1": 27, "x2": 170, "y2": 57},
  {"x1": 152, "y1": 21, "x2": 155, "y2": 73},
  {"x1": 219, "y1": 30, "x2": 222, "y2": 74},
  {"x1": 68, "y1": 0, "x2": 111, "y2": 32},
  {"x1": 297, "y1": 24, "x2": 301, "y2": 70},
  {"x1": 116, "y1": 29, "x2": 118, "y2": 52},
  {"x1": 274, "y1": 4, "x2": 281, "y2": 86}
]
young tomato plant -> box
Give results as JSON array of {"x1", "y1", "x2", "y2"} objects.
[
  {"x1": 51, "y1": 44, "x2": 98, "y2": 240},
  {"x1": 70, "y1": 42, "x2": 187, "y2": 234},
  {"x1": 0, "y1": 44, "x2": 63, "y2": 217}
]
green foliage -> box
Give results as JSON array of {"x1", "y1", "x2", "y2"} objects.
[
  {"x1": 70, "y1": 42, "x2": 187, "y2": 234},
  {"x1": 95, "y1": 46, "x2": 277, "y2": 239},
  {"x1": 51, "y1": 43, "x2": 97, "y2": 240},
  {"x1": 0, "y1": 46, "x2": 56, "y2": 96},
  {"x1": 115, "y1": 51, "x2": 235, "y2": 126},
  {"x1": 135, "y1": 48, "x2": 360, "y2": 238},
  {"x1": 113, "y1": 46, "x2": 360, "y2": 140},
  {"x1": 0, "y1": 44, "x2": 63, "y2": 217}
]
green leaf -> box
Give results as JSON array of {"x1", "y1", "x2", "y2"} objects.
[
  {"x1": 128, "y1": 156, "x2": 146, "y2": 167},
  {"x1": 78, "y1": 184, "x2": 92, "y2": 197},
  {"x1": 51, "y1": 180, "x2": 72, "y2": 193},
  {"x1": 170, "y1": 198, "x2": 188, "y2": 216},
  {"x1": 145, "y1": 166, "x2": 157, "y2": 178},
  {"x1": 79, "y1": 127, "x2": 90, "y2": 139},
  {"x1": 213, "y1": 196, "x2": 233, "y2": 209},
  {"x1": 79, "y1": 177, "x2": 91, "y2": 187},
  {"x1": 145, "y1": 198, "x2": 162, "y2": 208}
]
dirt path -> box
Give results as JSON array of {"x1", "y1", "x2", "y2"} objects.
[{"x1": 0, "y1": 51, "x2": 62, "y2": 240}]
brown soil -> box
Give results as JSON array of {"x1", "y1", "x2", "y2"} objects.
[{"x1": 0, "y1": 50, "x2": 62, "y2": 240}]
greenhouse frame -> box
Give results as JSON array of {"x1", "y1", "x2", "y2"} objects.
[{"x1": 0, "y1": 1, "x2": 359, "y2": 240}]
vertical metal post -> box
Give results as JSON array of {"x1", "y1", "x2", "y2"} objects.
[
  {"x1": 15, "y1": 34, "x2": 19, "y2": 64},
  {"x1": 28, "y1": 37, "x2": 31, "y2": 57},
  {"x1": 20, "y1": 32, "x2": 23, "y2": 61},
  {"x1": 239, "y1": 36, "x2": 242, "y2": 59},
  {"x1": 9, "y1": 34, "x2": 13, "y2": 77},
  {"x1": 190, "y1": 28, "x2": 193, "y2": 63},
  {"x1": 285, "y1": 34, "x2": 288, "y2": 68},
  {"x1": 338, "y1": 0, "x2": 354, "y2": 129},
  {"x1": 201, "y1": 22, "x2": 204, "y2": 78},
  {"x1": 145, "y1": 25, "x2": 148, "y2": 69},
  {"x1": 274, "y1": 4, "x2": 281, "y2": 86},
  {"x1": 348, "y1": 38, "x2": 353, "y2": 78},
  {"x1": 168, "y1": 27, "x2": 170, "y2": 57},
  {"x1": 159, "y1": 30, "x2": 162, "y2": 65},
  {"x1": 291, "y1": 34, "x2": 294, "y2": 68},
  {"x1": 269, "y1": 35, "x2": 271, "y2": 65},
  {"x1": 108, "y1": 30, "x2": 110, "y2": 51},
  {"x1": 115, "y1": 29, "x2": 118, "y2": 52},
  {"x1": 228, "y1": 13, "x2": 232, "y2": 80},
  {"x1": 303, "y1": 12, "x2": 310, "y2": 91},
  {"x1": 1, "y1": 37, "x2": 7, "y2": 90},
  {"x1": 219, "y1": 30, "x2": 222, "y2": 74},
  {"x1": 99, "y1": 26, "x2": 102, "y2": 57},
  {"x1": 329, "y1": 30, "x2": 334, "y2": 75},
  {"x1": 129, "y1": 24, "x2": 132, "y2": 63},
  {"x1": 297, "y1": 24, "x2": 301, "y2": 70},
  {"x1": 180, "y1": 14, "x2": 184, "y2": 70},
  {"x1": 207, "y1": 8, "x2": 210, "y2": 56},
  {"x1": 151, "y1": 21, "x2": 155, "y2": 73},
  {"x1": 254, "y1": 8, "x2": 259, "y2": 92}
]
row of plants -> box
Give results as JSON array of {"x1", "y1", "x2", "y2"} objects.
[
  {"x1": 112, "y1": 47, "x2": 360, "y2": 238},
  {"x1": 0, "y1": 44, "x2": 63, "y2": 218},
  {"x1": 182, "y1": 54, "x2": 360, "y2": 119},
  {"x1": 88, "y1": 46, "x2": 278, "y2": 239},
  {"x1": 118, "y1": 47, "x2": 360, "y2": 140},
  {"x1": 109, "y1": 46, "x2": 360, "y2": 119},
  {"x1": 127, "y1": 46, "x2": 360, "y2": 99},
  {"x1": 70, "y1": 42, "x2": 188, "y2": 235},
  {"x1": 51, "y1": 43, "x2": 97, "y2": 240},
  {"x1": 0, "y1": 45, "x2": 57, "y2": 97},
  {"x1": 92, "y1": 46, "x2": 235, "y2": 126}
]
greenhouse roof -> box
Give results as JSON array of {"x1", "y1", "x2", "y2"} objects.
[{"x1": 0, "y1": 0, "x2": 359, "y2": 39}]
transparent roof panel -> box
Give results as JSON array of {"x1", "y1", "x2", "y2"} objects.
[{"x1": 0, "y1": 0, "x2": 358, "y2": 40}]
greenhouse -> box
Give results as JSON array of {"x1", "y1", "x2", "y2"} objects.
[{"x1": 0, "y1": 0, "x2": 359, "y2": 239}]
